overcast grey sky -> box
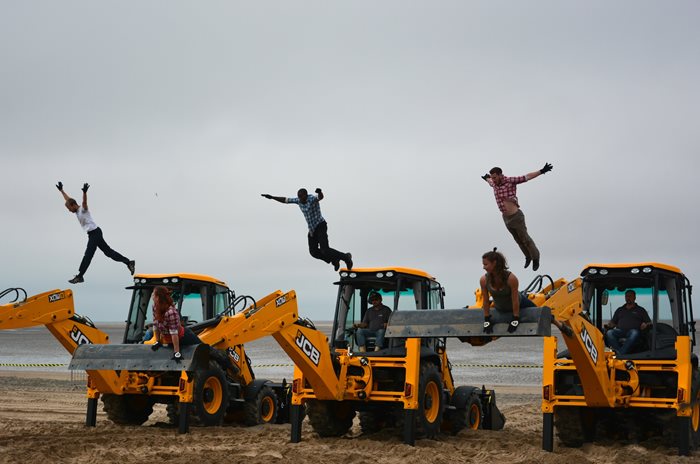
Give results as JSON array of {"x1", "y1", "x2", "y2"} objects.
[{"x1": 1, "y1": 1, "x2": 699, "y2": 322}]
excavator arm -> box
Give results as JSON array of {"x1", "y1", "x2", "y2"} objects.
[
  {"x1": 199, "y1": 290, "x2": 343, "y2": 400},
  {"x1": 543, "y1": 278, "x2": 638, "y2": 407},
  {"x1": 1, "y1": 287, "x2": 121, "y2": 393},
  {"x1": 70, "y1": 289, "x2": 343, "y2": 399},
  {"x1": 0, "y1": 288, "x2": 110, "y2": 350}
]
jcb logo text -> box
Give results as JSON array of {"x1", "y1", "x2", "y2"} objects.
[
  {"x1": 580, "y1": 327, "x2": 598, "y2": 364},
  {"x1": 295, "y1": 330, "x2": 320, "y2": 366},
  {"x1": 227, "y1": 347, "x2": 241, "y2": 363},
  {"x1": 48, "y1": 292, "x2": 65, "y2": 303},
  {"x1": 70, "y1": 326, "x2": 92, "y2": 346}
]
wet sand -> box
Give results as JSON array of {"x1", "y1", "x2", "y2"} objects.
[{"x1": 0, "y1": 372, "x2": 693, "y2": 463}]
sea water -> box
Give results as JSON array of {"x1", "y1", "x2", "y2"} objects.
[{"x1": 0, "y1": 321, "x2": 563, "y2": 386}]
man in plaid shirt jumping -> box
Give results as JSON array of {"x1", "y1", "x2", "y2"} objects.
[
  {"x1": 482, "y1": 163, "x2": 553, "y2": 271},
  {"x1": 262, "y1": 188, "x2": 353, "y2": 271}
]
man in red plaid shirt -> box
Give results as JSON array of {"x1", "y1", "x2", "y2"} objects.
[{"x1": 482, "y1": 162, "x2": 553, "y2": 271}]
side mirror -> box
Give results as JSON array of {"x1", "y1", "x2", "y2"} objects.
[{"x1": 601, "y1": 290, "x2": 609, "y2": 306}]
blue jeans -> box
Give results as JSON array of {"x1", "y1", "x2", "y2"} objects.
[
  {"x1": 356, "y1": 328, "x2": 386, "y2": 349},
  {"x1": 606, "y1": 327, "x2": 642, "y2": 355}
]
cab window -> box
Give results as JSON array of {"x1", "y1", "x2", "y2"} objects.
[
  {"x1": 179, "y1": 283, "x2": 208, "y2": 325},
  {"x1": 214, "y1": 285, "x2": 230, "y2": 316}
]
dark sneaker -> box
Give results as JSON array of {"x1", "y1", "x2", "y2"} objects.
[
  {"x1": 344, "y1": 253, "x2": 353, "y2": 271},
  {"x1": 524, "y1": 257, "x2": 531, "y2": 269},
  {"x1": 532, "y1": 259, "x2": 540, "y2": 272},
  {"x1": 333, "y1": 261, "x2": 340, "y2": 271},
  {"x1": 127, "y1": 260, "x2": 136, "y2": 275},
  {"x1": 69, "y1": 275, "x2": 84, "y2": 284}
]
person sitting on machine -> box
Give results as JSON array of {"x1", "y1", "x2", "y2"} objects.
[
  {"x1": 480, "y1": 248, "x2": 536, "y2": 334},
  {"x1": 353, "y1": 292, "x2": 392, "y2": 352},
  {"x1": 604, "y1": 289, "x2": 651, "y2": 355}
]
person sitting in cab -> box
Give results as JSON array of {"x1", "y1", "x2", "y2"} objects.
[
  {"x1": 354, "y1": 292, "x2": 392, "y2": 352},
  {"x1": 604, "y1": 289, "x2": 651, "y2": 355}
]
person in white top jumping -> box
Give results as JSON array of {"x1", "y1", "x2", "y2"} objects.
[{"x1": 56, "y1": 182, "x2": 135, "y2": 284}]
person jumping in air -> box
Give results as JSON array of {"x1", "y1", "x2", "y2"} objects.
[
  {"x1": 481, "y1": 163, "x2": 553, "y2": 271},
  {"x1": 261, "y1": 188, "x2": 353, "y2": 271},
  {"x1": 56, "y1": 182, "x2": 135, "y2": 284}
]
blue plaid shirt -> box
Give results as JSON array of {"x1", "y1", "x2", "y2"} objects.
[{"x1": 287, "y1": 194, "x2": 325, "y2": 232}]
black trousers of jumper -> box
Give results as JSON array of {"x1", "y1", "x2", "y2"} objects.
[
  {"x1": 307, "y1": 221, "x2": 346, "y2": 264},
  {"x1": 78, "y1": 227, "x2": 130, "y2": 276}
]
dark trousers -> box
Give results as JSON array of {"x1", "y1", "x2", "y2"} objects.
[
  {"x1": 181, "y1": 327, "x2": 202, "y2": 346},
  {"x1": 503, "y1": 209, "x2": 540, "y2": 260},
  {"x1": 78, "y1": 227, "x2": 130, "y2": 276},
  {"x1": 307, "y1": 221, "x2": 347, "y2": 264}
]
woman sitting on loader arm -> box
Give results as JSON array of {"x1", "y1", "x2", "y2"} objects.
[
  {"x1": 480, "y1": 248, "x2": 536, "y2": 334},
  {"x1": 150, "y1": 286, "x2": 201, "y2": 361}
]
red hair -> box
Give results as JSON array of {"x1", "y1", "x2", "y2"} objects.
[{"x1": 153, "y1": 286, "x2": 174, "y2": 321}]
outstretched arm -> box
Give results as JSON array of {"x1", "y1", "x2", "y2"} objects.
[
  {"x1": 481, "y1": 174, "x2": 494, "y2": 187},
  {"x1": 56, "y1": 181, "x2": 71, "y2": 202},
  {"x1": 524, "y1": 162, "x2": 553, "y2": 181},
  {"x1": 81, "y1": 183, "x2": 90, "y2": 210},
  {"x1": 261, "y1": 194, "x2": 287, "y2": 204}
]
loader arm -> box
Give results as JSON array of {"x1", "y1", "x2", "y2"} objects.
[
  {"x1": 197, "y1": 290, "x2": 342, "y2": 400},
  {"x1": 0, "y1": 288, "x2": 123, "y2": 392},
  {"x1": 544, "y1": 278, "x2": 637, "y2": 407},
  {"x1": 0, "y1": 289, "x2": 110, "y2": 350}
]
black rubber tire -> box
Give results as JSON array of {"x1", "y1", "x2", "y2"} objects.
[
  {"x1": 359, "y1": 408, "x2": 396, "y2": 435},
  {"x1": 396, "y1": 363, "x2": 445, "y2": 439},
  {"x1": 691, "y1": 368, "x2": 700, "y2": 449},
  {"x1": 417, "y1": 363, "x2": 445, "y2": 438},
  {"x1": 102, "y1": 394, "x2": 154, "y2": 425},
  {"x1": 306, "y1": 400, "x2": 355, "y2": 437},
  {"x1": 243, "y1": 385, "x2": 279, "y2": 426},
  {"x1": 444, "y1": 390, "x2": 483, "y2": 435},
  {"x1": 554, "y1": 406, "x2": 585, "y2": 447},
  {"x1": 167, "y1": 362, "x2": 230, "y2": 426}
]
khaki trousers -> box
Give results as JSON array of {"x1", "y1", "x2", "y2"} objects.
[{"x1": 502, "y1": 209, "x2": 540, "y2": 260}]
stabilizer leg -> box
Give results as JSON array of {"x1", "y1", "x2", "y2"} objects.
[
  {"x1": 178, "y1": 402, "x2": 189, "y2": 434},
  {"x1": 85, "y1": 397, "x2": 98, "y2": 427},
  {"x1": 290, "y1": 404, "x2": 303, "y2": 443},
  {"x1": 403, "y1": 409, "x2": 416, "y2": 446},
  {"x1": 678, "y1": 416, "x2": 690, "y2": 456},
  {"x1": 542, "y1": 412, "x2": 554, "y2": 452}
]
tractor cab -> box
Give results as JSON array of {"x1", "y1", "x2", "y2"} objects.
[
  {"x1": 580, "y1": 263, "x2": 696, "y2": 359},
  {"x1": 331, "y1": 267, "x2": 444, "y2": 353},
  {"x1": 123, "y1": 273, "x2": 234, "y2": 344}
]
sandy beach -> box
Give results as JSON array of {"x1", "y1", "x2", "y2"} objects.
[{"x1": 0, "y1": 371, "x2": 694, "y2": 464}]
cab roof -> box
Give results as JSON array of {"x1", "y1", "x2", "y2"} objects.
[
  {"x1": 339, "y1": 267, "x2": 435, "y2": 280},
  {"x1": 581, "y1": 262, "x2": 683, "y2": 276},
  {"x1": 133, "y1": 273, "x2": 228, "y2": 287}
]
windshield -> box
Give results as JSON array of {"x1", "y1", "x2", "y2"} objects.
[
  {"x1": 124, "y1": 280, "x2": 229, "y2": 343},
  {"x1": 124, "y1": 287, "x2": 155, "y2": 343},
  {"x1": 333, "y1": 275, "x2": 441, "y2": 350},
  {"x1": 582, "y1": 272, "x2": 682, "y2": 332}
]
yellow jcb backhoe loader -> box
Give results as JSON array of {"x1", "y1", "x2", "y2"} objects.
[
  {"x1": 540, "y1": 263, "x2": 698, "y2": 456},
  {"x1": 284, "y1": 267, "x2": 555, "y2": 445},
  {"x1": 0, "y1": 274, "x2": 296, "y2": 430}
]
